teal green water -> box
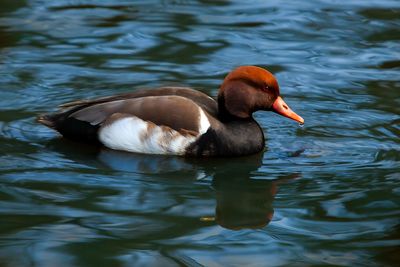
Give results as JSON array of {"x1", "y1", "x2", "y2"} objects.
[{"x1": 0, "y1": 0, "x2": 399, "y2": 266}]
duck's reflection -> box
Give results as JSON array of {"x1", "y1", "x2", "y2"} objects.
[
  {"x1": 99, "y1": 149, "x2": 199, "y2": 175},
  {"x1": 212, "y1": 175, "x2": 276, "y2": 230},
  {"x1": 97, "y1": 148, "x2": 296, "y2": 230}
]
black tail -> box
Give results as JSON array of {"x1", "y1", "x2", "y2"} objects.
[
  {"x1": 37, "y1": 114, "x2": 58, "y2": 129},
  {"x1": 37, "y1": 105, "x2": 82, "y2": 130},
  {"x1": 37, "y1": 110, "x2": 100, "y2": 144}
]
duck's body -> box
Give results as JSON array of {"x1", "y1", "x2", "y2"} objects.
[{"x1": 38, "y1": 66, "x2": 303, "y2": 157}]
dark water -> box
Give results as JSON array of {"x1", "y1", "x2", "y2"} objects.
[{"x1": 1, "y1": 0, "x2": 399, "y2": 266}]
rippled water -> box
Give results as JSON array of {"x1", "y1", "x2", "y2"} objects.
[{"x1": 1, "y1": 0, "x2": 399, "y2": 266}]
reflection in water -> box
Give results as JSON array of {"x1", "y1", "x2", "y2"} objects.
[
  {"x1": 99, "y1": 149, "x2": 202, "y2": 176},
  {"x1": 211, "y1": 160, "x2": 298, "y2": 230},
  {"x1": 213, "y1": 176, "x2": 276, "y2": 230},
  {"x1": 98, "y1": 148, "x2": 296, "y2": 230}
]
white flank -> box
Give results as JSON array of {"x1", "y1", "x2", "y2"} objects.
[{"x1": 98, "y1": 112, "x2": 210, "y2": 155}]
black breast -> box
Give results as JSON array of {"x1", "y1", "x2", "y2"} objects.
[{"x1": 186, "y1": 119, "x2": 265, "y2": 157}]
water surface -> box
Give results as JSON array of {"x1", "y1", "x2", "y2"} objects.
[{"x1": 0, "y1": 0, "x2": 399, "y2": 266}]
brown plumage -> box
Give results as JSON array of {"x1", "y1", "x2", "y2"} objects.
[{"x1": 38, "y1": 66, "x2": 304, "y2": 156}]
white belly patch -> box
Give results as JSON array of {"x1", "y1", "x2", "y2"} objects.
[{"x1": 98, "y1": 109, "x2": 210, "y2": 155}]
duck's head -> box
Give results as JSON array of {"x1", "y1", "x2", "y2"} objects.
[{"x1": 218, "y1": 66, "x2": 304, "y2": 123}]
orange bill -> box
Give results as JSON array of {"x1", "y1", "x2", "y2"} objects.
[{"x1": 272, "y1": 96, "x2": 304, "y2": 124}]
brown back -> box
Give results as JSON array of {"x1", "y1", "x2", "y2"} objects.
[{"x1": 72, "y1": 96, "x2": 204, "y2": 133}]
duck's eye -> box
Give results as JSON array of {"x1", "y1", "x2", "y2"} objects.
[{"x1": 263, "y1": 84, "x2": 271, "y2": 92}]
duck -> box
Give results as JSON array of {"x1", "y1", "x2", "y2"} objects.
[{"x1": 37, "y1": 66, "x2": 304, "y2": 157}]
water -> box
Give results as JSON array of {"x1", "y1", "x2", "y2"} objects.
[{"x1": 0, "y1": 0, "x2": 399, "y2": 266}]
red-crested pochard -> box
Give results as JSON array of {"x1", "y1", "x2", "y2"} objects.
[{"x1": 38, "y1": 66, "x2": 304, "y2": 156}]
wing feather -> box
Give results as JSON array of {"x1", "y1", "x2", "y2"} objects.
[
  {"x1": 60, "y1": 87, "x2": 217, "y2": 116},
  {"x1": 71, "y1": 95, "x2": 205, "y2": 134}
]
